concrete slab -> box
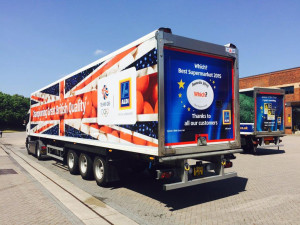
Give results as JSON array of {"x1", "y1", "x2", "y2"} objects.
[
  {"x1": 2, "y1": 143, "x2": 138, "y2": 225},
  {"x1": 0, "y1": 143, "x2": 83, "y2": 225},
  {"x1": 0, "y1": 146, "x2": 8, "y2": 156},
  {"x1": 83, "y1": 217, "x2": 111, "y2": 225}
]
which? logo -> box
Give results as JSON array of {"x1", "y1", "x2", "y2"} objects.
[
  {"x1": 187, "y1": 79, "x2": 214, "y2": 110},
  {"x1": 194, "y1": 92, "x2": 207, "y2": 97}
]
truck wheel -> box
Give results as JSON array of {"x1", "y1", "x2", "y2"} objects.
[
  {"x1": 252, "y1": 145, "x2": 258, "y2": 154},
  {"x1": 79, "y1": 153, "x2": 93, "y2": 180},
  {"x1": 26, "y1": 138, "x2": 30, "y2": 155},
  {"x1": 67, "y1": 150, "x2": 79, "y2": 175},
  {"x1": 244, "y1": 137, "x2": 253, "y2": 153},
  {"x1": 35, "y1": 141, "x2": 42, "y2": 160},
  {"x1": 241, "y1": 144, "x2": 248, "y2": 153},
  {"x1": 93, "y1": 156, "x2": 108, "y2": 187}
]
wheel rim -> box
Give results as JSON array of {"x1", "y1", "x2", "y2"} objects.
[
  {"x1": 68, "y1": 153, "x2": 74, "y2": 169},
  {"x1": 95, "y1": 158, "x2": 104, "y2": 180},
  {"x1": 80, "y1": 155, "x2": 87, "y2": 174}
]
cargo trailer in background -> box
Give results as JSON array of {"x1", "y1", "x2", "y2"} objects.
[
  {"x1": 26, "y1": 28, "x2": 242, "y2": 190},
  {"x1": 240, "y1": 87, "x2": 285, "y2": 154}
]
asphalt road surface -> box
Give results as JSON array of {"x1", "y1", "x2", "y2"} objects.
[{"x1": 2, "y1": 132, "x2": 300, "y2": 225}]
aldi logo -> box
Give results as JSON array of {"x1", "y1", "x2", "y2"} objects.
[
  {"x1": 119, "y1": 78, "x2": 131, "y2": 110},
  {"x1": 223, "y1": 110, "x2": 231, "y2": 125}
]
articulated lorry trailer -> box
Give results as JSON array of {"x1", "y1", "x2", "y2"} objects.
[
  {"x1": 240, "y1": 87, "x2": 285, "y2": 154},
  {"x1": 26, "y1": 28, "x2": 242, "y2": 190}
]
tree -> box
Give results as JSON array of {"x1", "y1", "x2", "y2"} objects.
[
  {"x1": 0, "y1": 92, "x2": 30, "y2": 130},
  {"x1": 239, "y1": 93, "x2": 254, "y2": 123}
]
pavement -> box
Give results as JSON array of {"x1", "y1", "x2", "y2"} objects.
[
  {"x1": 0, "y1": 141, "x2": 82, "y2": 224},
  {"x1": 1, "y1": 132, "x2": 300, "y2": 225},
  {"x1": 0, "y1": 132, "x2": 138, "y2": 225}
]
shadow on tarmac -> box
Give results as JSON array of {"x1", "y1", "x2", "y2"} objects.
[
  {"x1": 241, "y1": 148, "x2": 286, "y2": 156},
  {"x1": 254, "y1": 148, "x2": 286, "y2": 156},
  {"x1": 26, "y1": 152, "x2": 248, "y2": 211},
  {"x1": 52, "y1": 161, "x2": 69, "y2": 171},
  {"x1": 110, "y1": 171, "x2": 248, "y2": 211}
]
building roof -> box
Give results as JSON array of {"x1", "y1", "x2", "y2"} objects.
[{"x1": 240, "y1": 66, "x2": 300, "y2": 80}]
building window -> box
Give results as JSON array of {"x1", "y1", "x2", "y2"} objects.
[{"x1": 280, "y1": 86, "x2": 294, "y2": 94}]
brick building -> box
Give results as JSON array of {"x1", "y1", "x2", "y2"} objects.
[{"x1": 239, "y1": 67, "x2": 300, "y2": 134}]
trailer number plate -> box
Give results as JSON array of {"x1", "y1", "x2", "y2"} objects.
[
  {"x1": 193, "y1": 166, "x2": 203, "y2": 177},
  {"x1": 265, "y1": 141, "x2": 270, "y2": 145}
]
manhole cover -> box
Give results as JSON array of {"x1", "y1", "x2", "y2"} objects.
[{"x1": 0, "y1": 169, "x2": 17, "y2": 175}]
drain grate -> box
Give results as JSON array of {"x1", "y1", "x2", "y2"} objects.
[{"x1": 0, "y1": 169, "x2": 18, "y2": 175}]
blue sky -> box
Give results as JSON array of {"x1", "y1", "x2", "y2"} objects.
[{"x1": 1, "y1": 0, "x2": 299, "y2": 97}]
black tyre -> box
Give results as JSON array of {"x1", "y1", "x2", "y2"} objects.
[
  {"x1": 67, "y1": 150, "x2": 79, "y2": 175},
  {"x1": 251, "y1": 144, "x2": 258, "y2": 154},
  {"x1": 241, "y1": 144, "x2": 248, "y2": 153},
  {"x1": 26, "y1": 138, "x2": 31, "y2": 155},
  {"x1": 79, "y1": 153, "x2": 93, "y2": 180},
  {"x1": 35, "y1": 141, "x2": 42, "y2": 160},
  {"x1": 243, "y1": 137, "x2": 253, "y2": 153},
  {"x1": 93, "y1": 156, "x2": 108, "y2": 187},
  {"x1": 247, "y1": 137, "x2": 258, "y2": 154}
]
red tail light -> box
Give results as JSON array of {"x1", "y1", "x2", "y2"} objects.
[
  {"x1": 160, "y1": 171, "x2": 173, "y2": 179},
  {"x1": 41, "y1": 146, "x2": 47, "y2": 150},
  {"x1": 224, "y1": 161, "x2": 232, "y2": 168},
  {"x1": 264, "y1": 137, "x2": 273, "y2": 141}
]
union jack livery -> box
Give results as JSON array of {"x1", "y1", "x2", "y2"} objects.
[
  {"x1": 26, "y1": 28, "x2": 242, "y2": 190},
  {"x1": 29, "y1": 31, "x2": 158, "y2": 154}
]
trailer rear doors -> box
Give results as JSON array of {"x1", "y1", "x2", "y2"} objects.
[
  {"x1": 157, "y1": 31, "x2": 240, "y2": 156},
  {"x1": 254, "y1": 88, "x2": 285, "y2": 134}
]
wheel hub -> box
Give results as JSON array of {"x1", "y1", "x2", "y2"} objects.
[
  {"x1": 80, "y1": 155, "x2": 87, "y2": 174},
  {"x1": 69, "y1": 153, "x2": 74, "y2": 168},
  {"x1": 95, "y1": 159, "x2": 104, "y2": 180}
]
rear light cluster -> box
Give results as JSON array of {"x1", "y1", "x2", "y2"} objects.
[
  {"x1": 264, "y1": 137, "x2": 274, "y2": 141},
  {"x1": 258, "y1": 137, "x2": 282, "y2": 145},
  {"x1": 41, "y1": 146, "x2": 47, "y2": 150},
  {"x1": 224, "y1": 161, "x2": 233, "y2": 168},
  {"x1": 160, "y1": 171, "x2": 173, "y2": 179}
]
